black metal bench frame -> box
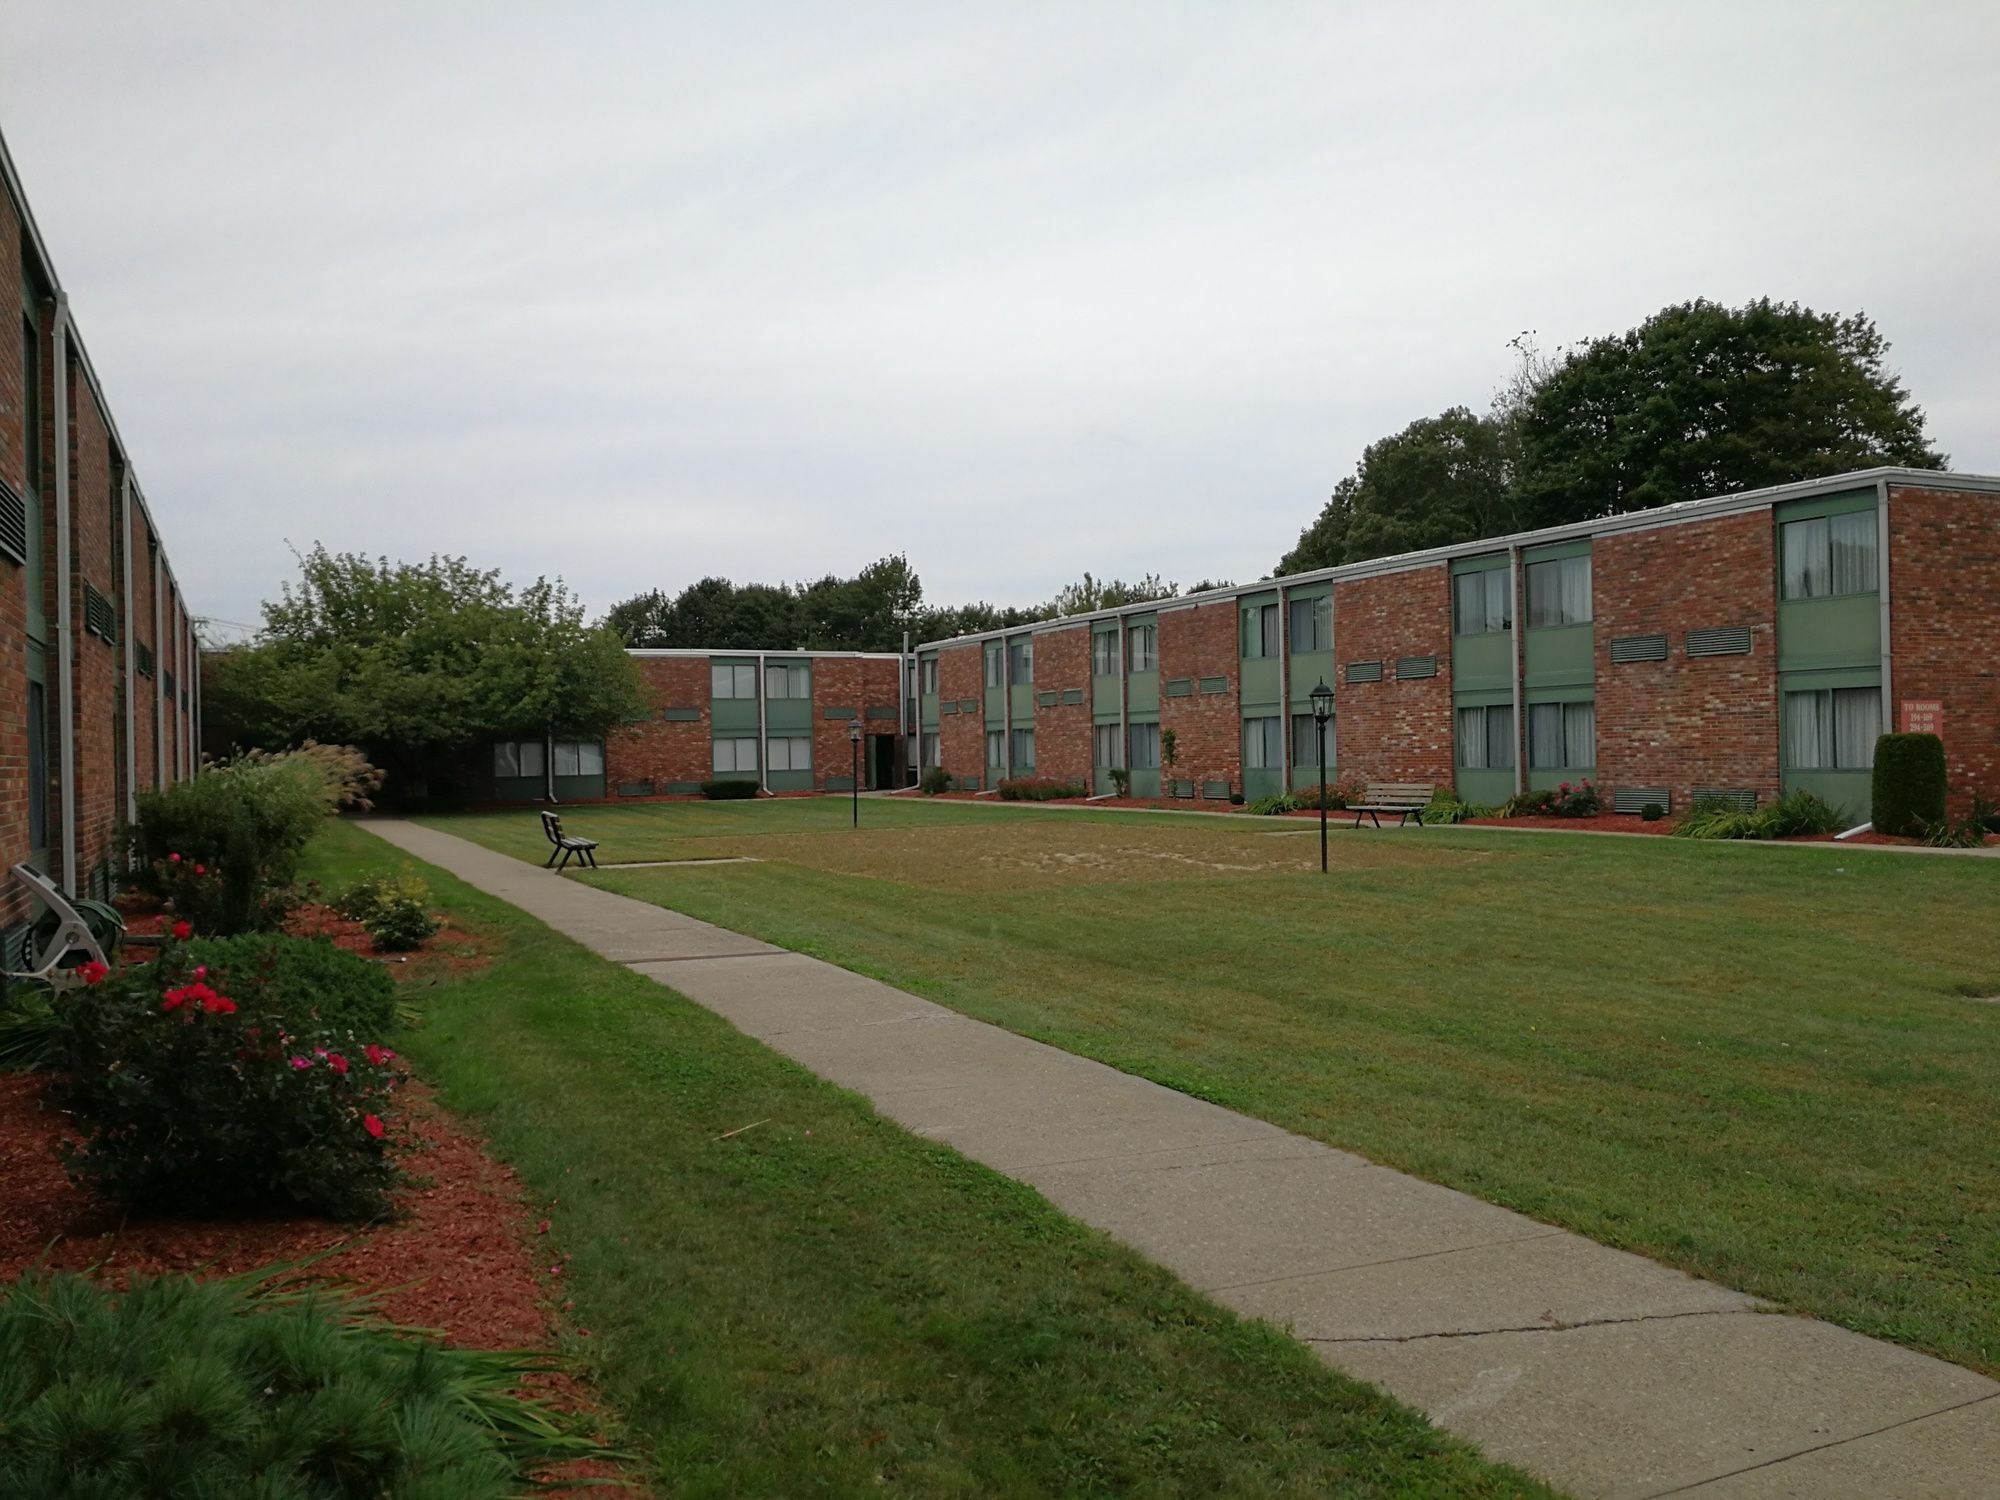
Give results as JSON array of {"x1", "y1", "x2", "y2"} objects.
[{"x1": 540, "y1": 811, "x2": 599, "y2": 871}]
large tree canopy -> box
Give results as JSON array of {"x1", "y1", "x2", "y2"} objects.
[
  {"x1": 212, "y1": 547, "x2": 645, "y2": 797},
  {"x1": 1279, "y1": 299, "x2": 1945, "y2": 573}
]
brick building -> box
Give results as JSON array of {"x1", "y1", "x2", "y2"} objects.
[
  {"x1": 913, "y1": 468, "x2": 2000, "y2": 822},
  {"x1": 0, "y1": 127, "x2": 198, "y2": 953}
]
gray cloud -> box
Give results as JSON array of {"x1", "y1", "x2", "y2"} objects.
[{"x1": 4, "y1": 1, "x2": 1995, "y2": 628}]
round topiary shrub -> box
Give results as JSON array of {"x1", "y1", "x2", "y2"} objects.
[
  {"x1": 1871, "y1": 732, "x2": 1946, "y2": 836},
  {"x1": 1641, "y1": 803, "x2": 1664, "y2": 823}
]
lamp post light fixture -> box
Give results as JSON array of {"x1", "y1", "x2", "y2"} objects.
[
  {"x1": 849, "y1": 720, "x2": 863, "y2": 828},
  {"x1": 1309, "y1": 678, "x2": 1333, "y2": 875}
]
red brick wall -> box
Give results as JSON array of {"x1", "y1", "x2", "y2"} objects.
[
  {"x1": 1031, "y1": 625, "x2": 1091, "y2": 787},
  {"x1": 605, "y1": 656, "x2": 713, "y2": 789},
  {"x1": 862, "y1": 657, "x2": 906, "y2": 787},
  {"x1": 1333, "y1": 567, "x2": 1454, "y2": 786},
  {"x1": 0, "y1": 197, "x2": 29, "y2": 924},
  {"x1": 1158, "y1": 600, "x2": 1241, "y2": 793},
  {"x1": 66, "y1": 368, "x2": 121, "y2": 883},
  {"x1": 1889, "y1": 484, "x2": 2000, "y2": 813},
  {"x1": 129, "y1": 512, "x2": 157, "y2": 795},
  {"x1": 811, "y1": 655, "x2": 867, "y2": 788},
  {"x1": 1594, "y1": 512, "x2": 1780, "y2": 808},
  {"x1": 938, "y1": 642, "x2": 983, "y2": 786}
]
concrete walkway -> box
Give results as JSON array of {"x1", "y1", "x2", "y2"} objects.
[{"x1": 365, "y1": 819, "x2": 1997, "y2": 1499}]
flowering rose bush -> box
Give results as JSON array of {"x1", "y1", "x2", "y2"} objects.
[
  {"x1": 1504, "y1": 778, "x2": 1603, "y2": 818},
  {"x1": 54, "y1": 940, "x2": 401, "y2": 1219}
]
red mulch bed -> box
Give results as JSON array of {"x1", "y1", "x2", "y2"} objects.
[{"x1": 1462, "y1": 812, "x2": 1676, "y2": 835}]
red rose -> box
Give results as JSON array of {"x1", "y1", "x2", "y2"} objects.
[
  {"x1": 203, "y1": 993, "x2": 236, "y2": 1015},
  {"x1": 193, "y1": 864, "x2": 206, "y2": 876},
  {"x1": 363, "y1": 1114, "x2": 385, "y2": 1139},
  {"x1": 160, "y1": 991, "x2": 185, "y2": 1012},
  {"x1": 171, "y1": 921, "x2": 192, "y2": 941},
  {"x1": 78, "y1": 959, "x2": 109, "y2": 986},
  {"x1": 326, "y1": 1053, "x2": 349, "y2": 1075},
  {"x1": 364, "y1": 1044, "x2": 395, "y2": 1066}
]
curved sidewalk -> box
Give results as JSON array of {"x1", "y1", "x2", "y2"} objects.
[{"x1": 366, "y1": 818, "x2": 1998, "y2": 1500}]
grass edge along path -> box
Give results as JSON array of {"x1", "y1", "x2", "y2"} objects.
[{"x1": 308, "y1": 823, "x2": 1559, "y2": 1499}]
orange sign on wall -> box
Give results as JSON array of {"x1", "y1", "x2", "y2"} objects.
[{"x1": 1901, "y1": 700, "x2": 1944, "y2": 738}]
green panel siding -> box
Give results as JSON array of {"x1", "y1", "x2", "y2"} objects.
[
  {"x1": 1288, "y1": 652, "x2": 1334, "y2": 707},
  {"x1": 1774, "y1": 487, "x2": 1877, "y2": 523},
  {"x1": 1129, "y1": 768, "x2": 1161, "y2": 798},
  {"x1": 1242, "y1": 767, "x2": 1281, "y2": 801},
  {"x1": 765, "y1": 699, "x2": 811, "y2": 732},
  {"x1": 1453, "y1": 631, "x2": 1510, "y2": 694},
  {"x1": 1010, "y1": 683, "x2": 1036, "y2": 720},
  {"x1": 1239, "y1": 657, "x2": 1280, "y2": 707},
  {"x1": 1093, "y1": 676, "x2": 1120, "y2": 715},
  {"x1": 1453, "y1": 686, "x2": 1513, "y2": 709},
  {"x1": 1523, "y1": 623, "x2": 1593, "y2": 689},
  {"x1": 1527, "y1": 767, "x2": 1594, "y2": 793},
  {"x1": 1127, "y1": 671, "x2": 1159, "y2": 715},
  {"x1": 491, "y1": 775, "x2": 544, "y2": 803},
  {"x1": 554, "y1": 773, "x2": 606, "y2": 801},
  {"x1": 1777, "y1": 596, "x2": 1878, "y2": 673},
  {"x1": 1521, "y1": 537, "x2": 1593, "y2": 564},
  {"x1": 766, "y1": 769, "x2": 813, "y2": 793},
  {"x1": 920, "y1": 693, "x2": 940, "y2": 729},
  {"x1": 1456, "y1": 768, "x2": 1513, "y2": 805},
  {"x1": 1450, "y1": 552, "x2": 1510, "y2": 576},
  {"x1": 985, "y1": 685, "x2": 1005, "y2": 727},
  {"x1": 1782, "y1": 769, "x2": 1870, "y2": 823},
  {"x1": 711, "y1": 698, "x2": 758, "y2": 732}
]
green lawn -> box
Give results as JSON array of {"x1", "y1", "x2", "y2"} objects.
[
  {"x1": 420, "y1": 797, "x2": 2000, "y2": 1378},
  {"x1": 310, "y1": 821, "x2": 1554, "y2": 1499}
]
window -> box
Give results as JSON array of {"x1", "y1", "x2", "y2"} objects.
[
  {"x1": 764, "y1": 662, "x2": 810, "y2": 699},
  {"x1": 712, "y1": 737, "x2": 760, "y2": 774},
  {"x1": 1093, "y1": 722, "x2": 1123, "y2": 767},
  {"x1": 552, "y1": 741, "x2": 605, "y2": 777},
  {"x1": 1009, "y1": 639, "x2": 1033, "y2": 684},
  {"x1": 1242, "y1": 716, "x2": 1282, "y2": 769},
  {"x1": 1243, "y1": 602, "x2": 1280, "y2": 658},
  {"x1": 1527, "y1": 702, "x2": 1596, "y2": 769},
  {"x1": 1453, "y1": 569, "x2": 1512, "y2": 635},
  {"x1": 1092, "y1": 631, "x2": 1120, "y2": 676},
  {"x1": 985, "y1": 644, "x2": 1004, "y2": 688},
  {"x1": 492, "y1": 740, "x2": 547, "y2": 779},
  {"x1": 1129, "y1": 624, "x2": 1157, "y2": 673},
  {"x1": 920, "y1": 657, "x2": 939, "y2": 694},
  {"x1": 1128, "y1": 722, "x2": 1160, "y2": 769},
  {"x1": 986, "y1": 728, "x2": 1004, "y2": 765},
  {"x1": 920, "y1": 731, "x2": 940, "y2": 768},
  {"x1": 1011, "y1": 728, "x2": 1035, "y2": 770},
  {"x1": 1525, "y1": 556, "x2": 1592, "y2": 627},
  {"x1": 710, "y1": 663, "x2": 757, "y2": 699},
  {"x1": 767, "y1": 736, "x2": 813, "y2": 771},
  {"x1": 1783, "y1": 687, "x2": 1880, "y2": 769},
  {"x1": 1455, "y1": 704, "x2": 1516, "y2": 770},
  {"x1": 1291, "y1": 711, "x2": 1333, "y2": 770},
  {"x1": 1288, "y1": 594, "x2": 1331, "y2": 652},
  {"x1": 1781, "y1": 512, "x2": 1878, "y2": 600}
]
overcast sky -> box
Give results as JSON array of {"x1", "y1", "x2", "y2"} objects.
[{"x1": 3, "y1": 3, "x2": 1996, "y2": 632}]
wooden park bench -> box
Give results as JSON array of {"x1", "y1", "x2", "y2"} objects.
[
  {"x1": 1349, "y1": 782, "x2": 1435, "y2": 829},
  {"x1": 6, "y1": 863, "x2": 124, "y2": 989},
  {"x1": 540, "y1": 810, "x2": 600, "y2": 871}
]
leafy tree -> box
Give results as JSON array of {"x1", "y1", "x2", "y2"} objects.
[
  {"x1": 1277, "y1": 407, "x2": 1519, "y2": 574},
  {"x1": 1046, "y1": 572, "x2": 1179, "y2": 617},
  {"x1": 1514, "y1": 299, "x2": 1945, "y2": 525},
  {"x1": 216, "y1": 547, "x2": 645, "y2": 802}
]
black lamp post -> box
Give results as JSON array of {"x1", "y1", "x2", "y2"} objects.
[
  {"x1": 1310, "y1": 679, "x2": 1333, "y2": 874},
  {"x1": 849, "y1": 720, "x2": 862, "y2": 828}
]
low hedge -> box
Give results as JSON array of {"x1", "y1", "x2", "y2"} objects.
[
  {"x1": 701, "y1": 779, "x2": 759, "y2": 800},
  {"x1": 1872, "y1": 732, "x2": 1946, "y2": 836},
  {"x1": 996, "y1": 778, "x2": 1087, "y2": 802},
  {"x1": 185, "y1": 932, "x2": 398, "y2": 1038}
]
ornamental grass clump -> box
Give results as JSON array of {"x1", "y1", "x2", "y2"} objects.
[
  {"x1": 333, "y1": 868, "x2": 442, "y2": 952},
  {"x1": 0, "y1": 1265, "x2": 621, "y2": 1498},
  {"x1": 55, "y1": 942, "x2": 401, "y2": 1220}
]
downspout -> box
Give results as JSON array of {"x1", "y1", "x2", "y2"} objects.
[
  {"x1": 1117, "y1": 617, "x2": 1128, "y2": 790},
  {"x1": 1276, "y1": 585, "x2": 1290, "y2": 785},
  {"x1": 756, "y1": 651, "x2": 768, "y2": 793},
  {"x1": 121, "y1": 473, "x2": 137, "y2": 822},
  {"x1": 52, "y1": 299, "x2": 76, "y2": 896},
  {"x1": 1001, "y1": 637, "x2": 1012, "y2": 782},
  {"x1": 544, "y1": 730, "x2": 555, "y2": 803},
  {"x1": 1509, "y1": 547, "x2": 1525, "y2": 798},
  {"x1": 900, "y1": 631, "x2": 911, "y2": 786}
]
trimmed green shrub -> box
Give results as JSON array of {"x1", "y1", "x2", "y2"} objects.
[
  {"x1": 919, "y1": 766, "x2": 953, "y2": 796},
  {"x1": 1503, "y1": 778, "x2": 1602, "y2": 818},
  {"x1": 333, "y1": 869, "x2": 441, "y2": 952},
  {"x1": 701, "y1": 779, "x2": 759, "y2": 800},
  {"x1": 1229, "y1": 791, "x2": 1245, "y2": 806},
  {"x1": 1109, "y1": 768, "x2": 1130, "y2": 797},
  {"x1": 997, "y1": 778, "x2": 1088, "y2": 802},
  {"x1": 0, "y1": 1266, "x2": 620, "y2": 1497},
  {"x1": 1871, "y1": 732, "x2": 1946, "y2": 835},
  {"x1": 1641, "y1": 803, "x2": 1665, "y2": 822},
  {"x1": 185, "y1": 932, "x2": 398, "y2": 1038},
  {"x1": 56, "y1": 948, "x2": 401, "y2": 1219}
]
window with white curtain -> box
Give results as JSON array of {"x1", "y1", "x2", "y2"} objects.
[
  {"x1": 1093, "y1": 723, "x2": 1123, "y2": 767},
  {"x1": 984, "y1": 645, "x2": 1003, "y2": 687},
  {"x1": 710, "y1": 663, "x2": 757, "y2": 699},
  {"x1": 1092, "y1": 632, "x2": 1120, "y2": 676},
  {"x1": 711, "y1": 737, "x2": 759, "y2": 774},
  {"x1": 1243, "y1": 716, "x2": 1282, "y2": 769},
  {"x1": 920, "y1": 657, "x2": 938, "y2": 694},
  {"x1": 1453, "y1": 569, "x2": 1513, "y2": 635},
  {"x1": 1783, "y1": 687, "x2": 1880, "y2": 769},
  {"x1": 1526, "y1": 556, "x2": 1591, "y2": 627},
  {"x1": 1008, "y1": 639, "x2": 1034, "y2": 683},
  {"x1": 1782, "y1": 512, "x2": 1878, "y2": 600},
  {"x1": 767, "y1": 736, "x2": 812, "y2": 772},
  {"x1": 986, "y1": 728, "x2": 1004, "y2": 765},
  {"x1": 764, "y1": 662, "x2": 810, "y2": 699},
  {"x1": 1528, "y1": 702, "x2": 1596, "y2": 769},
  {"x1": 493, "y1": 740, "x2": 548, "y2": 779},
  {"x1": 1244, "y1": 603, "x2": 1280, "y2": 658},
  {"x1": 1128, "y1": 721, "x2": 1160, "y2": 768},
  {"x1": 1456, "y1": 704, "x2": 1516, "y2": 770},
  {"x1": 920, "y1": 731, "x2": 940, "y2": 768},
  {"x1": 552, "y1": 741, "x2": 605, "y2": 777},
  {"x1": 1128, "y1": 624, "x2": 1158, "y2": 673},
  {"x1": 1288, "y1": 594, "x2": 1331, "y2": 652},
  {"x1": 1292, "y1": 712, "x2": 1333, "y2": 770},
  {"x1": 1010, "y1": 728, "x2": 1035, "y2": 770}
]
